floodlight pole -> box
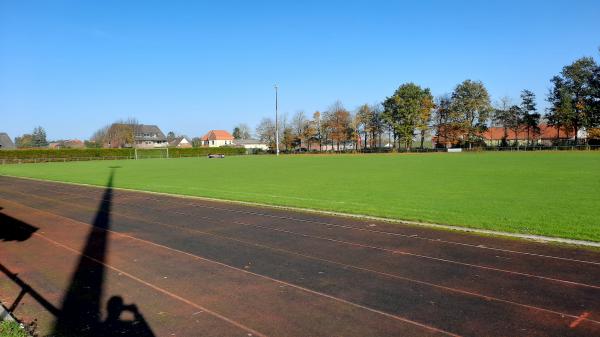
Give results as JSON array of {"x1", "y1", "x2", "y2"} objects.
[{"x1": 274, "y1": 84, "x2": 280, "y2": 156}]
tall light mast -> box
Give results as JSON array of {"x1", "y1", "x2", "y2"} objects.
[{"x1": 274, "y1": 84, "x2": 280, "y2": 156}]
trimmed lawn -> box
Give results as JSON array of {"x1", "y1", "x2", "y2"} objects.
[{"x1": 0, "y1": 152, "x2": 599, "y2": 241}]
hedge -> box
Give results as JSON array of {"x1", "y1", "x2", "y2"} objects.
[{"x1": 0, "y1": 147, "x2": 246, "y2": 163}]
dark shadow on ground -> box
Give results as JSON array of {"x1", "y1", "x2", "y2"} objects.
[
  {"x1": 0, "y1": 171, "x2": 155, "y2": 337},
  {"x1": 51, "y1": 169, "x2": 155, "y2": 337},
  {"x1": 0, "y1": 207, "x2": 39, "y2": 242}
]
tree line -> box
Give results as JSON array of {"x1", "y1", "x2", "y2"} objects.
[
  {"x1": 10, "y1": 49, "x2": 600, "y2": 151},
  {"x1": 254, "y1": 50, "x2": 600, "y2": 151}
]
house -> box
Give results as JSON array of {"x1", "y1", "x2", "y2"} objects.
[
  {"x1": 200, "y1": 130, "x2": 234, "y2": 147},
  {"x1": 433, "y1": 124, "x2": 579, "y2": 147},
  {"x1": 233, "y1": 139, "x2": 268, "y2": 151},
  {"x1": 482, "y1": 124, "x2": 577, "y2": 146},
  {"x1": 106, "y1": 124, "x2": 168, "y2": 148},
  {"x1": 169, "y1": 136, "x2": 192, "y2": 148},
  {"x1": 134, "y1": 125, "x2": 168, "y2": 148},
  {"x1": 0, "y1": 133, "x2": 16, "y2": 150}
]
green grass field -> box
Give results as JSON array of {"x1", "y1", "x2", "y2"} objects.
[{"x1": 1, "y1": 152, "x2": 599, "y2": 242}]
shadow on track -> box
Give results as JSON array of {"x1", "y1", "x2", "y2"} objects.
[
  {"x1": 0, "y1": 171, "x2": 155, "y2": 337},
  {"x1": 0, "y1": 207, "x2": 38, "y2": 242}
]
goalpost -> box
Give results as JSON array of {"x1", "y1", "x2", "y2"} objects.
[{"x1": 134, "y1": 147, "x2": 170, "y2": 160}]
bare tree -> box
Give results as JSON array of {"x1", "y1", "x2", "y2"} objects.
[
  {"x1": 90, "y1": 125, "x2": 109, "y2": 144},
  {"x1": 233, "y1": 123, "x2": 252, "y2": 139},
  {"x1": 101, "y1": 118, "x2": 140, "y2": 148},
  {"x1": 255, "y1": 118, "x2": 276, "y2": 150},
  {"x1": 292, "y1": 111, "x2": 307, "y2": 148}
]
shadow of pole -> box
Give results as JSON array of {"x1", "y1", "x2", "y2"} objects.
[
  {"x1": 52, "y1": 170, "x2": 115, "y2": 336},
  {"x1": 50, "y1": 169, "x2": 155, "y2": 337}
]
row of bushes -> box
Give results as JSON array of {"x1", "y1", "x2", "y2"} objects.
[
  {"x1": 0, "y1": 147, "x2": 246, "y2": 161},
  {"x1": 0, "y1": 148, "x2": 134, "y2": 159}
]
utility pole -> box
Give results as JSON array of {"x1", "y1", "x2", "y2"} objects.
[{"x1": 274, "y1": 84, "x2": 280, "y2": 156}]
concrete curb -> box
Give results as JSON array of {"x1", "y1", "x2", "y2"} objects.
[{"x1": 2, "y1": 174, "x2": 600, "y2": 248}]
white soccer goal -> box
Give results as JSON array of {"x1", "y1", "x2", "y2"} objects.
[{"x1": 134, "y1": 147, "x2": 170, "y2": 160}]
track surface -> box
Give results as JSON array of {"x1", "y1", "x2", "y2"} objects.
[{"x1": 0, "y1": 175, "x2": 599, "y2": 337}]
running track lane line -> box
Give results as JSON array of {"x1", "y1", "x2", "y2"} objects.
[
  {"x1": 3, "y1": 189, "x2": 597, "y2": 290},
  {"x1": 8, "y1": 180, "x2": 599, "y2": 266},
  {"x1": 21, "y1": 212, "x2": 461, "y2": 337},
  {"x1": 6, "y1": 201, "x2": 600, "y2": 328}
]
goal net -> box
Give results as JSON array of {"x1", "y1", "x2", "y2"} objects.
[{"x1": 134, "y1": 147, "x2": 170, "y2": 160}]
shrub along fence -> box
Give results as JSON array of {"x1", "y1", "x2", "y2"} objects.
[{"x1": 0, "y1": 147, "x2": 246, "y2": 164}]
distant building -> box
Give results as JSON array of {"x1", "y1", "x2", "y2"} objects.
[
  {"x1": 134, "y1": 125, "x2": 168, "y2": 148},
  {"x1": 48, "y1": 139, "x2": 85, "y2": 149},
  {"x1": 200, "y1": 130, "x2": 234, "y2": 147},
  {"x1": 233, "y1": 139, "x2": 268, "y2": 151},
  {"x1": 482, "y1": 124, "x2": 577, "y2": 146},
  {"x1": 0, "y1": 133, "x2": 16, "y2": 150},
  {"x1": 106, "y1": 124, "x2": 168, "y2": 148},
  {"x1": 433, "y1": 124, "x2": 579, "y2": 147},
  {"x1": 169, "y1": 136, "x2": 192, "y2": 148}
]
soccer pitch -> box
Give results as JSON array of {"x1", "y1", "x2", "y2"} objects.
[{"x1": 1, "y1": 152, "x2": 599, "y2": 242}]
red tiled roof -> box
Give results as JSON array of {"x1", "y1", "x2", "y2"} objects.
[
  {"x1": 200, "y1": 130, "x2": 234, "y2": 141},
  {"x1": 433, "y1": 124, "x2": 577, "y2": 145},
  {"x1": 482, "y1": 124, "x2": 576, "y2": 140}
]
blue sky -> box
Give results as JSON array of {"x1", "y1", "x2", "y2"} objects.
[{"x1": 1, "y1": 0, "x2": 599, "y2": 140}]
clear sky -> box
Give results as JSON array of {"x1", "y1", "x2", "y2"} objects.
[{"x1": 1, "y1": 0, "x2": 599, "y2": 141}]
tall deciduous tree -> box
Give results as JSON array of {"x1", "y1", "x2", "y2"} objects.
[
  {"x1": 383, "y1": 83, "x2": 433, "y2": 150},
  {"x1": 356, "y1": 104, "x2": 373, "y2": 150},
  {"x1": 369, "y1": 104, "x2": 385, "y2": 148},
  {"x1": 493, "y1": 96, "x2": 513, "y2": 146},
  {"x1": 507, "y1": 105, "x2": 524, "y2": 146},
  {"x1": 302, "y1": 119, "x2": 317, "y2": 151},
  {"x1": 324, "y1": 101, "x2": 351, "y2": 151},
  {"x1": 547, "y1": 78, "x2": 575, "y2": 141},
  {"x1": 548, "y1": 57, "x2": 599, "y2": 143},
  {"x1": 432, "y1": 95, "x2": 452, "y2": 148},
  {"x1": 417, "y1": 93, "x2": 435, "y2": 149},
  {"x1": 450, "y1": 80, "x2": 492, "y2": 148}
]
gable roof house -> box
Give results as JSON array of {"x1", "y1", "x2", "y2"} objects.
[
  {"x1": 200, "y1": 130, "x2": 234, "y2": 147},
  {"x1": 0, "y1": 133, "x2": 16, "y2": 150},
  {"x1": 169, "y1": 136, "x2": 192, "y2": 148},
  {"x1": 134, "y1": 125, "x2": 168, "y2": 148},
  {"x1": 106, "y1": 124, "x2": 168, "y2": 148}
]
